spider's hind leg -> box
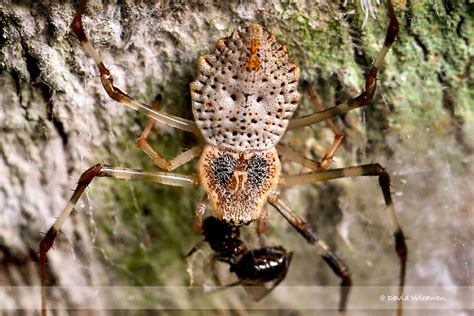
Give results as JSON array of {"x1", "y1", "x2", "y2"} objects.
[
  {"x1": 268, "y1": 197, "x2": 351, "y2": 312},
  {"x1": 282, "y1": 163, "x2": 407, "y2": 315}
]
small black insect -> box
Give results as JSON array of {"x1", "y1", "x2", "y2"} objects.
[{"x1": 185, "y1": 216, "x2": 292, "y2": 301}]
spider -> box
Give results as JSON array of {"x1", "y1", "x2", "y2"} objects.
[
  {"x1": 185, "y1": 216, "x2": 292, "y2": 301},
  {"x1": 39, "y1": 0, "x2": 407, "y2": 315}
]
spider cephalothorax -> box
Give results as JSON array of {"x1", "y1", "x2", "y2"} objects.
[{"x1": 199, "y1": 145, "x2": 280, "y2": 225}]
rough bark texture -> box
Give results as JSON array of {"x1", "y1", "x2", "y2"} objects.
[{"x1": 1, "y1": 0, "x2": 472, "y2": 313}]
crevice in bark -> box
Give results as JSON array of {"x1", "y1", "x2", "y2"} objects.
[
  {"x1": 406, "y1": 0, "x2": 429, "y2": 61},
  {"x1": 0, "y1": 243, "x2": 39, "y2": 286},
  {"x1": 441, "y1": 0, "x2": 455, "y2": 16},
  {"x1": 455, "y1": 16, "x2": 469, "y2": 45},
  {"x1": 24, "y1": 47, "x2": 69, "y2": 146},
  {"x1": 10, "y1": 70, "x2": 23, "y2": 108},
  {"x1": 437, "y1": 69, "x2": 472, "y2": 155},
  {"x1": 340, "y1": 2, "x2": 370, "y2": 73}
]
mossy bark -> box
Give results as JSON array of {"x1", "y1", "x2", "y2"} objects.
[{"x1": 1, "y1": 0, "x2": 472, "y2": 312}]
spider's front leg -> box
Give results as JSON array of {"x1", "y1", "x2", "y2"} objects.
[
  {"x1": 135, "y1": 95, "x2": 203, "y2": 171},
  {"x1": 40, "y1": 164, "x2": 196, "y2": 316},
  {"x1": 71, "y1": 0, "x2": 200, "y2": 135},
  {"x1": 288, "y1": 0, "x2": 399, "y2": 130},
  {"x1": 282, "y1": 164, "x2": 407, "y2": 315},
  {"x1": 268, "y1": 197, "x2": 351, "y2": 312}
]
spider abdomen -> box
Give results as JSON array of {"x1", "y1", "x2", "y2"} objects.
[{"x1": 191, "y1": 24, "x2": 301, "y2": 152}]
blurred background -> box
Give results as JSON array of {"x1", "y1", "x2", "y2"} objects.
[{"x1": 0, "y1": 0, "x2": 472, "y2": 314}]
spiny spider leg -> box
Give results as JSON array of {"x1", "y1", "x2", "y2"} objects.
[
  {"x1": 136, "y1": 95, "x2": 203, "y2": 171},
  {"x1": 303, "y1": 81, "x2": 345, "y2": 170},
  {"x1": 287, "y1": 0, "x2": 399, "y2": 130},
  {"x1": 71, "y1": 0, "x2": 200, "y2": 134},
  {"x1": 268, "y1": 197, "x2": 351, "y2": 312},
  {"x1": 282, "y1": 163, "x2": 407, "y2": 315},
  {"x1": 40, "y1": 164, "x2": 196, "y2": 316}
]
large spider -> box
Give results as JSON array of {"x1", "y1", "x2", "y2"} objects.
[{"x1": 39, "y1": 0, "x2": 407, "y2": 315}]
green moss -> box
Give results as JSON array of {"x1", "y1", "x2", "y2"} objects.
[{"x1": 277, "y1": 2, "x2": 356, "y2": 80}]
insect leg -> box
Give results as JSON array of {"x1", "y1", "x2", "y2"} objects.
[
  {"x1": 70, "y1": 0, "x2": 200, "y2": 134},
  {"x1": 184, "y1": 246, "x2": 222, "y2": 288},
  {"x1": 184, "y1": 240, "x2": 205, "y2": 287},
  {"x1": 40, "y1": 164, "x2": 196, "y2": 315},
  {"x1": 282, "y1": 163, "x2": 407, "y2": 315},
  {"x1": 268, "y1": 197, "x2": 351, "y2": 312},
  {"x1": 136, "y1": 95, "x2": 203, "y2": 171},
  {"x1": 287, "y1": 0, "x2": 399, "y2": 130},
  {"x1": 209, "y1": 254, "x2": 223, "y2": 287},
  {"x1": 192, "y1": 195, "x2": 208, "y2": 232}
]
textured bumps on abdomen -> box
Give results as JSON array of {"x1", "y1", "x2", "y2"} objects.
[{"x1": 191, "y1": 24, "x2": 301, "y2": 152}]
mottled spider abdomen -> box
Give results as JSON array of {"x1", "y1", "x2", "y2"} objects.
[
  {"x1": 199, "y1": 145, "x2": 281, "y2": 225},
  {"x1": 191, "y1": 24, "x2": 301, "y2": 151}
]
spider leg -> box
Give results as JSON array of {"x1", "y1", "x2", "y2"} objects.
[
  {"x1": 268, "y1": 197, "x2": 351, "y2": 312},
  {"x1": 277, "y1": 145, "x2": 323, "y2": 171},
  {"x1": 278, "y1": 83, "x2": 348, "y2": 172},
  {"x1": 136, "y1": 95, "x2": 203, "y2": 171},
  {"x1": 281, "y1": 163, "x2": 407, "y2": 315},
  {"x1": 287, "y1": 0, "x2": 399, "y2": 130},
  {"x1": 40, "y1": 163, "x2": 196, "y2": 316},
  {"x1": 303, "y1": 81, "x2": 345, "y2": 169},
  {"x1": 70, "y1": 0, "x2": 200, "y2": 135}
]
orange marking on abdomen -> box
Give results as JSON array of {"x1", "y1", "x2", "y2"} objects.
[{"x1": 245, "y1": 38, "x2": 261, "y2": 71}]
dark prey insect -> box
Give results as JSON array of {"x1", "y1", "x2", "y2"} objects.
[
  {"x1": 185, "y1": 216, "x2": 292, "y2": 301},
  {"x1": 39, "y1": 1, "x2": 407, "y2": 315}
]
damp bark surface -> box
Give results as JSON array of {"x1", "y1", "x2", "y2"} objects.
[{"x1": 0, "y1": 0, "x2": 472, "y2": 313}]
